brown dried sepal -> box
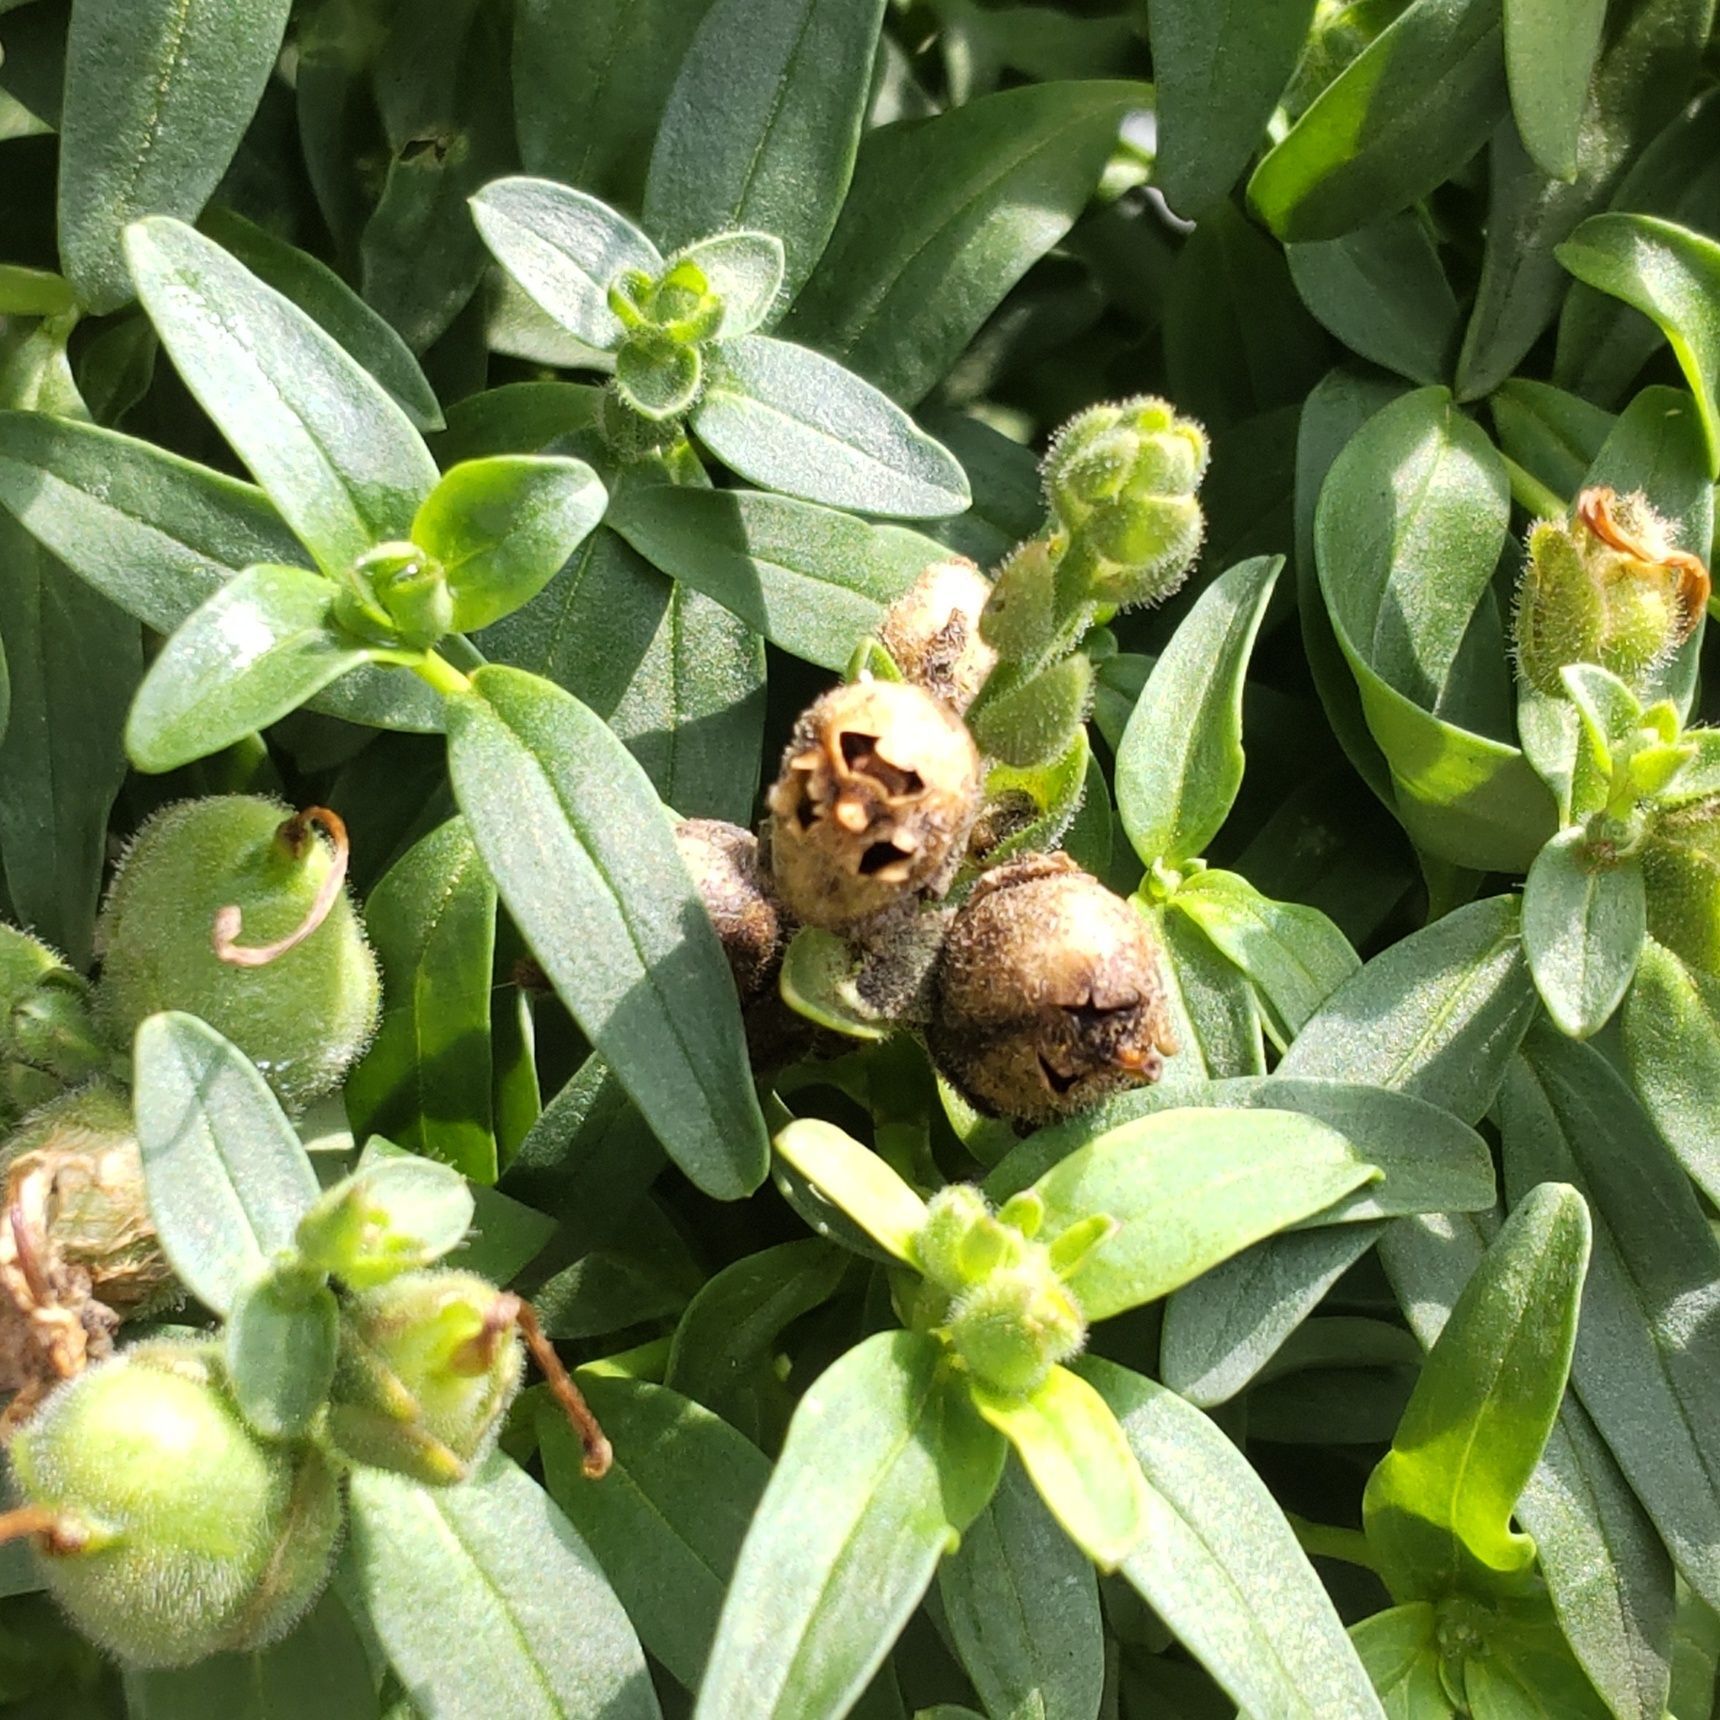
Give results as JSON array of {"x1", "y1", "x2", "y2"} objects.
[
  {"x1": 930, "y1": 853, "x2": 1177, "y2": 1124},
  {"x1": 1577, "y1": 486, "x2": 1711, "y2": 639},
  {"x1": 877, "y1": 558, "x2": 999, "y2": 713},
  {"x1": 766, "y1": 681, "x2": 983, "y2": 934},
  {"x1": 674, "y1": 820, "x2": 786, "y2": 1004},
  {"x1": 0, "y1": 1089, "x2": 175, "y2": 1437}
]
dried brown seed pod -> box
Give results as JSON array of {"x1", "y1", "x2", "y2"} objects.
[
  {"x1": 929, "y1": 853, "x2": 1176, "y2": 1123},
  {"x1": 877, "y1": 558, "x2": 999, "y2": 712},
  {"x1": 766, "y1": 681, "x2": 983, "y2": 933},
  {"x1": 673, "y1": 819, "x2": 785, "y2": 1005}
]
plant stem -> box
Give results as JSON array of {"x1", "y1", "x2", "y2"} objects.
[
  {"x1": 412, "y1": 649, "x2": 475, "y2": 699},
  {"x1": 1501, "y1": 455, "x2": 1566, "y2": 524},
  {"x1": 1285, "y1": 1513, "x2": 1379, "y2": 1572}
]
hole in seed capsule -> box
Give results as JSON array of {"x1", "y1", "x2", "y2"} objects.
[
  {"x1": 1037, "y1": 1055, "x2": 1081, "y2": 1096},
  {"x1": 858, "y1": 841, "x2": 912, "y2": 876},
  {"x1": 838, "y1": 731, "x2": 923, "y2": 797}
]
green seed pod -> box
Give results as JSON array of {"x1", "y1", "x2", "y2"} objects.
[
  {"x1": 7, "y1": 1342, "x2": 341, "y2": 1668},
  {"x1": 766, "y1": 682, "x2": 983, "y2": 933},
  {"x1": 326, "y1": 1270, "x2": 526, "y2": 1486},
  {"x1": 0, "y1": 1083, "x2": 176, "y2": 1424},
  {"x1": 94, "y1": 798, "x2": 380, "y2": 1111},
  {"x1": 946, "y1": 1261, "x2": 1085, "y2": 1396},
  {"x1": 877, "y1": 559, "x2": 999, "y2": 713},
  {"x1": 1040, "y1": 397, "x2": 1208, "y2": 609},
  {"x1": 673, "y1": 820, "x2": 786, "y2": 1006},
  {"x1": 1514, "y1": 488, "x2": 1708, "y2": 696},
  {"x1": 930, "y1": 853, "x2": 1177, "y2": 1124},
  {"x1": 1642, "y1": 796, "x2": 1720, "y2": 972}
]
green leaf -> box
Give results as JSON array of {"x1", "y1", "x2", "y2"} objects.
[
  {"x1": 1171, "y1": 870, "x2": 1360, "y2": 1046},
  {"x1": 1149, "y1": 0, "x2": 1320, "y2": 217},
  {"x1": 444, "y1": 664, "x2": 768, "y2": 1200},
  {"x1": 972, "y1": 1366, "x2": 1148, "y2": 1571},
  {"x1": 969, "y1": 657, "x2": 1093, "y2": 771},
  {"x1": 608, "y1": 485, "x2": 942, "y2": 670},
  {"x1": 470, "y1": 177, "x2": 663, "y2": 354},
  {"x1": 1490, "y1": 379, "x2": 1615, "y2": 501},
  {"x1": 1116, "y1": 555, "x2": 1280, "y2": 869},
  {"x1": 345, "y1": 817, "x2": 499, "y2": 1184},
  {"x1": 1287, "y1": 214, "x2": 1464, "y2": 385},
  {"x1": 786, "y1": 82, "x2": 1148, "y2": 404},
  {"x1": 57, "y1": 0, "x2": 292, "y2": 313},
  {"x1": 1364, "y1": 1182, "x2": 1591, "y2": 1601},
  {"x1": 1621, "y1": 937, "x2": 1720, "y2": 1207},
  {"x1": 411, "y1": 455, "x2": 606, "y2": 635},
  {"x1": 693, "y1": 335, "x2": 969, "y2": 518},
  {"x1": 0, "y1": 414, "x2": 446, "y2": 736},
  {"x1": 512, "y1": 0, "x2": 716, "y2": 211},
  {"x1": 312, "y1": 1149, "x2": 478, "y2": 1286},
  {"x1": 1025, "y1": 1106, "x2": 1378, "y2": 1320},
  {"x1": 540, "y1": 1374, "x2": 769, "y2": 1692},
  {"x1": 1085, "y1": 1356, "x2": 1386, "y2": 1718},
  {"x1": 1505, "y1": 0, "x2": 1607, "y2": 182},
  {"x1": 1350, "y1": 1604, "x2": 1449, "y2": 1716},
  {"x1": 124, "y1": 217, "x2": 439, "y2": 576},
  {"x1": 772, "y1": 1119, "x2": 928, "y2": 1261},
  {"x1": 125, "y1": 564, "x2": 380, "y2": 774},
  {"x1": 642, "y1": 0, "x2": 886, "y2": 300},
  {"x1": 132, "y1": 1011, "x2": 321, "y2": 1315},
  {"x1": 1556, "y1": 214, "x2": 1720, "y2": 479},
  {"x1": 224, "y1": 1272, "x2": 340, "y2": 1440},
  {"x1": 1281, "y1": 895, "x2": 1539, "y2": 1127},
  {"x1": 1501, "y1": 1026, "x2": 1720, "y2": 1614},
  {"x1": 349, "y1": 1452, "x2": 659, "y2": 1720},
  {"x1": 696, "y1": 1331, "x2": 1005, "y2": 1720},
  {"x1": 1248, "y1": 0, "x2": 1508, "y2": 243},
  {"x1": 1152, "y1": 898, "x2": 1268, "y2": 1085},
  {"x1": 202, "y1": 207, "x2": 444, "y2": 433},
  {"x1": 1522, "y1": 830, "x2": 1647, "y2": 1040},
  {"x1": 0, "y1": 519, "x2": 137, "y2": 968},
  {"x1": 937, "y1": 1458, "x2": 1103, "y2": 1720}
]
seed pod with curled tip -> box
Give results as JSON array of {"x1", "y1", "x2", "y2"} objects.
[
  {"x1": 94, "y1": 797, "x2": 380, "y2": 1111},
  {"x1": 877, "y1": 558, "x2": 999, "y2": 712},
  {"x1": 766, "y1": 681, "x2": 983, "y2": 933},
  {"x1": 5, "y1": 1341, "x2": 341, "y2": 1668},
  {"x1": 0, "y1": 1082, "x2": 176, "y2": 1429},
  {"x1": 1514, "y1": 487, "x2": 1709, "y2": 695},
  {"x1": 673, "y1": 820, "x2": 785, "y2": 1005},
  {"x1": 930, "y1": 853, "x2": 1176, "y2": 1124}
]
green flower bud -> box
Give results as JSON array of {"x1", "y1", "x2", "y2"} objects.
[
  {"x1": 911, "y1": 1185, "x2": 998, "y2": 1293},
  {"x1": 335, "y1": 541, "x2": 452, "y2": 650},
  {"x1": 1041, "y1": 398, "x2": 1209, "y2": 609},
  {"x1": 766, "y1": 681, "x2": 983, "y2": 934},
  {"x1": 0, "y1": 1083, "x2": 176, "y2": 1424},
  {"x1": 7, "y1": 1343, "x2": 341, "y2": 1667},
  {"x1": 94, "y1": 798, "x2": 380, "y2": 1111},
  {"x1": 326, "y1": 1270, "x2": 525, "y2": 1486},
  {"x1": 1514, "y1": 488, "x2": 1709, "y2": 696},
  {"x1": 947, "y1": 1261, "x2": 1085, "y2": 1396},
  {"x1": 1642, "y1": 796, "x2": 1720, "y2": 972}
]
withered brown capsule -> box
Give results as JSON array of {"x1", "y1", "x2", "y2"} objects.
[
  {"x1": 877, "y1": 558, "x2": 999, "y2": 713},
  {"x1": 766, "y1": 681, "x2": 983, "y2": 933},
  {"x1": 929, "y1": 853, "x2": 1176, "y2": 1123},
  {"x1": 673, "y1": 819, "x2": 786, "y2": 1005}
]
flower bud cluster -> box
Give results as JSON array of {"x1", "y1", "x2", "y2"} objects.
[{"x1": 334, "y1": 540, "x2": 454, "y2": 650}]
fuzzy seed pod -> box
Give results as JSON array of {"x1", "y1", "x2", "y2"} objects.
[
  {"x1": 1515, "y1": 488, "x2": 1709, "y2": 696},
  {"x1": 94, "y1": 798, "x2": 380, "y2": 1111},
  {"x1": 930, "y1": 853, "x2": 1176, "y2": 1123},
  {"x1": 1642, "y1": 797, "x2": 1720, "y2": 973},
  {"x1": 326, "y1": 1270, "x2": 526, "y2": 1487},
  {"x1": 766, "y1": 682, "x2": 983, "y2": 933},
  {"x1": 1040, "y1": 397, "x2": 1208, "y2": 610},
  {"x1": 0, "y1": 1084, "x2": 176, "y2": 1429},
  {"x1": 877, "y1": 559, "x2": 999, "y2": 712},
  {"x1": 947, "y1": 1264, "x2": 1085, "y2": 1396},
  {"x1": 7, "y1": 1342, "x2": 341, "y2": 1667},
  {"x1": 674, "y1": 820, "x2": 785, "y2": 1005}
]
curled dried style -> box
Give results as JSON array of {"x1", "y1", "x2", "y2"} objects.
[
  {"x1": 212, "y1": 806, "x2": 350, "y2": 968},
  {"x1": 766, "y1": 681, "x2": 983, "y2": 934},
  {"x1": 1576, "y1": 486, "x2": 1711, "y2": 634},
  {"x1": 930, "y1": 854, "x2": 1177, "y2": 1124}
]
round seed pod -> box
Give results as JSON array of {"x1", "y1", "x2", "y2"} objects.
[
  {"x1": 766, "y1": 681, "x2": 983, "y2": 933},
  {"x1": 94, "y1": 797, "x2": 380, "y2": 1111},
  {"x1": 7, "y1": 1342, "x2": 341, "y2": 1668},
  {"x1": 673, "y1": 820, "x2": 785, "y2": 1005},
  {"x1": 877, "y1": 559, "x2": 999, "y2": 712},
  {"x1": 0, "y1": 1083, "x2": 176, "y2": 1426},
  {"x1": 930, "y1": 853, "x2": 1176, "y2": 1124},
  {"x1": 325, "y1": 1269, "x2": 526, "y2": 1487}
]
